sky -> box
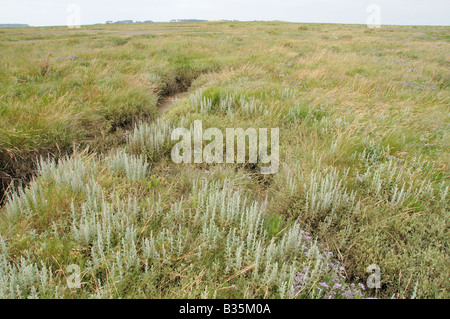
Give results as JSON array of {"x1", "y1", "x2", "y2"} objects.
[{"x1": 0, "y1": 0, "x2": 449, "y2": 27}]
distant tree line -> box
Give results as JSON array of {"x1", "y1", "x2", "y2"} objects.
[
  {"x1": 169, "y1": 19, "x2": 207, "y2": 22},
  {"x1": 105, "y1": 19, "x2": 208, "y2": 24},
  {"x1": 0, "y1": 19, "x2": 210, "y2": 28},
  {"x1": 105, "y1": 20, "x2": 154, "y2": 24},
  {"x1": 0, "y1": 24, "x2": 29, "y2": 28}
]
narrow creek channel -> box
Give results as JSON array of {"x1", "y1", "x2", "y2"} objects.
[
  {"x1": 0, "y1": 90, "x2": 191, "y2": 207},
  {"x1": 157, "y1": 91, "x2": 189, "y2": 115}
]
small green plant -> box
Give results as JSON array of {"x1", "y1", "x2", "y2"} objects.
[{"x1": 108, "y1": 36, "x2": 128, "y2": 46}]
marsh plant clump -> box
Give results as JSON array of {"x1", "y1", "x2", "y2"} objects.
[
  {"x1": 0, "y1": 157, "x2": 361, "y2": 298},
  {"x1": 0, "y1": 21, "x2": 449, "y2": 299}
]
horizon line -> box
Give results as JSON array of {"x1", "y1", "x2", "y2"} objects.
[{"x1": 2, "y1": 20, "x2": 450, "y2": 28}]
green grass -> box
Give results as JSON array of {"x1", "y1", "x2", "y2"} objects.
[{"x1": 0, "y1": 21, "x2": 449, "y2": 299}]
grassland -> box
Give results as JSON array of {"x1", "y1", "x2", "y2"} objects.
[{"x1": 0, "y1": 21, "x2": 448, "y2": 299}]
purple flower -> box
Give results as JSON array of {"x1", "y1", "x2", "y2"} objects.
[{"x1": 319, "y1": 282, "x2": 329, "y2": 289}]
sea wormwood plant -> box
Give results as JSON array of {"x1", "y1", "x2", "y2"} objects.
[
  {"x1": 107, "y1": 151, "x2": 150, "y2": 182},
  {"x1": 304, "y1": 166, "x2": 357, "y2": 216},
  {"x1": 1, "y1": 171, "x2": 363, "y2": 298},
  {"x1": 5, "y1": 154, "x2": 97, "y2": 219},
  {"x1": 37, "y1": 155, "x2": 96, "y2": 193},
  {"x1": 127, "y1": 118, "x2": 175, "y2": 158},
  {"x1": 0, "y1": 235, "x2": 61, "y2": 299}
]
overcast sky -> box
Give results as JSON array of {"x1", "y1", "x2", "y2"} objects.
[{"x1": 0, "y1": 0, "x2": 449, "y2": 27}]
